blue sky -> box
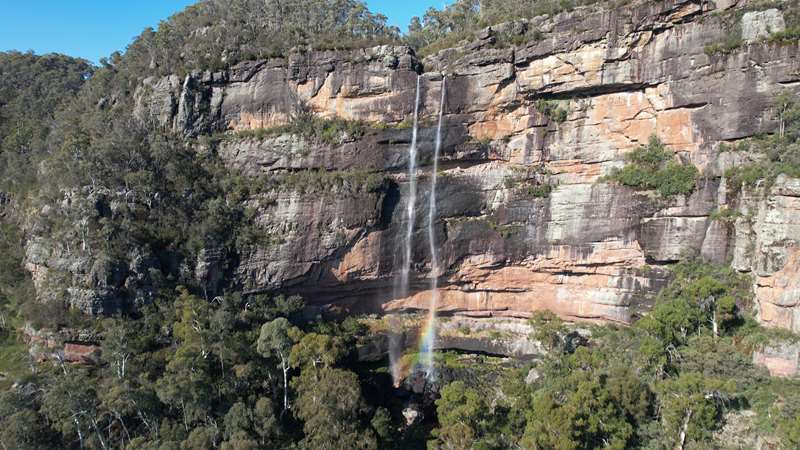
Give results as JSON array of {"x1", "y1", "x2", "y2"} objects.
[{"x1": 0, "y1": 0, "x2": 441, "y2": 64}]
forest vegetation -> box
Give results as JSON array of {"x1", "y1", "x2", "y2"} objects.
[{"x1": 2, "y1": 0, "x2": 800, "y2": 449}]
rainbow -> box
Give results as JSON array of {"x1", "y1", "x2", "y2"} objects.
[
  {"x1": 418, "y1": 290, "x2": 439, "y2": 379},
  {"x1": 390, "y1": 75, "x2": 447, "y2": 389},
  {"x1": 391, "y1": 294, "x2": 440, "y2": 388}
]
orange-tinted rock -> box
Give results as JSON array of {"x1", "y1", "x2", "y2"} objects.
[
  {"x1": 33, "y1": 0, "x2": 800, "y2": 331},
  {"x1": 757, "y1": 248, "x2": 800, "y2": 332},
  {"x1": 753, "y1": 343, "x2": 800, "y2": 378},
  {"x1": 63, "y1": 343, "x2": 101, "y2": 364}
]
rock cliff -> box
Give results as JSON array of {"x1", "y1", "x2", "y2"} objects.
[{"x1": 29, "y1": 0, "x2": 800, "y2": 331}]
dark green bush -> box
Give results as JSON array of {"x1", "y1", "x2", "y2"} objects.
[
  {"x1": 535, "y1": 99, "x2": 569, "y2": 123},
  {"x1": 704, "y1": 34, "x2": 744, "y2": 55},
  {"x1": 603, "y1": 135, "x2": 699, "y2": 197},
  {"x1": 221, "y1": 113, "x2": 368, "y2": 146}
]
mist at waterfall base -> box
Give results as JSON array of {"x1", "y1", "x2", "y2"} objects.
[{"x1": 389, "y1": 76, "x2": 447, "y2": 388}]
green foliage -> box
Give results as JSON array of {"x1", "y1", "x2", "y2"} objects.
[
  {"x1": 704, "y1": 33, "x2": 744, "y2": 55},
  {"x1": 764, "y1": 4, "x2": 800, "y2": 43},
  {"x1": 429, "y1": 380, "x2": 488, "y2": 449},
  {"x1": 725, "y1": 91, "x2": 800, "y2": 193},
  {"x1": 119, "y1": 0, "x2": 399, "y2": 76},
  {"x1": 0, "y1": 51, "x2": 93, "y2": 197},
  {"x1": 535, "y1": 99, "x2": 570, "y2": 123},
  {"x1": 289, "y1": 332, "x2": 346, "y2": 369},
  {"x1": 638, "y1": 259, "x2": 750, "y2": 349},
  {"x1": 220, "y1": 112, "x2": 369, "y2": 146},
  {"x1": 259, "y1": 169, "x2": 387, "y2": 196},
  {"x1": 0, "y1": 286, "x2": 387, "y2": 450},
  {"x1": 529, "y1": 310, "x2": 567, "y2": 352},
  {"x1": 292, "y1": 367, "x2": 377, "y2": 450},
  {"x1": 0, "y1": 223, "x2": 46, "y2": 387},
  {"x1": 603, "y1": 135, "x2": 699, "y2": 197},
  {"x1": 709, "y1": 206, "x2": 742, "y2": 224},
  {"x1": 502, "y1": 166, "x2": 554, "y2": 199},
  {"x1": 654, "y1": 372, "x2": 734, "y2": 447},
  {"x1": 3, "y1": 257, "x2": 800, "y2": 449},
  {"x1": 522, "y1": 347, "x2": 650, "y2": 450},
  {"x1": 406, "y1": 0, "x2": 609, "y2": 55},
  {"x1": 0, "y1": 408, "x2": 56, "y2": 449},
  {"x1": 526, "y1": 183, "x2": 554, "y2": 198},
  {"x1": 486, "y1": 217, "x2": 521, "y2": 239},
  {"x1": 426, "y1": 259, "x2": 800, "y2": 449},
  {"x1": 257, "y1": 317, "x2": 299, "y2": 360},
  {"x1": 370, "y1": 407, "x2": 393, "y2": 442}
]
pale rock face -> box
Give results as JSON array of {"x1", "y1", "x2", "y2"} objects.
[
  {"x1": 27, "y1": 0, "x2": 800, "y2": 337},
  {"x1": 728, "y1": 176, "x2": 800, "y2": 333},
  {"x1": 753, "y1": 341, "x2": 800, "y2": 377},
  {"x1": 756, "y1": 248, "x2": 800, "y2": 333},
  {"x1": 741, "y1": 9, "x2": 786, "y2": 42},
  {"x1": 356, "y1": 315, "x2": 545, "y2": 360}
]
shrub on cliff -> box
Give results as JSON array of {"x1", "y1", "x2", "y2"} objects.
[
  {"x1": 221, "y1": 112, "x2": 368, "y2": 146},
  {"x1": 703, "y1": 29, "x2": 743, "y2": 56},
  {"x1": 603, "y1": 135, "x2": 699, "y2": 197},
  {"x1": 725, "y1": 90, "x2": 800, "y2": 192},
  {"x1": 535, "y1": 99, "x2": 569, "y2": 123},
  {"x1": 405, "y1": 0, "x2": 609, "y2": 54},
  {"x1": 764, "y1": 2, "x2": 800, "y2": 44}
]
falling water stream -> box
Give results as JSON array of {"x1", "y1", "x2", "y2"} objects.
[
  {"x1": 390, "y1": 75, "x2": 421, "y2": 386},
  {"x1": 400, "y1": 74, "x2": 422, "y2": 298},
  {"x1": 389, "y1": 75, "x2": 447, "y2": 386},
  {"x1": 419, "y1": 77, "x2": 446, "y2": 379}
]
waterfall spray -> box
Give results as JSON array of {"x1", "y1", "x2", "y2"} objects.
[
  {"x1": 419, "y1": 76, "x2": 446, "y2": 380},
  {"x1": 390, "y1": 75, "x2": 422, "y2": 387}
]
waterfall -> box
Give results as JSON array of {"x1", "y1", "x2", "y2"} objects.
[
  {"x1": 390, "y1": 75, "x2": 421, "y2": 387},
  {"x1": 420, "y1": 76, "x2": 446, "y2": 380},
  {"x1": 399, "y1": 75, "x2": 422, "y2": 300}
]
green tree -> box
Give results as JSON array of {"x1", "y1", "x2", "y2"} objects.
[
  {"x1": 289, "y1": 332, "x2": 346, "y2": 370},
  {"x1": 252, "y1": 397, "x2": 281, "y2": 446},
  {"x1": 181, "y1": 425, "x2": 218, "y2": 449},
  {"x1": 293, "y1": 367, "x2": 376, "y2": 450},
  {"x1": 256, "y1": 317, "x2": 301, "y2": 413},
  {"x1": 40, "y1": 371, "x2": 107, "y2": 449},
  {"x1": 223, "y1": 402, "x2": 253, "y2": 440},
  {"x1": 370, "y1": 407, "x2": 393, "y2": 442},
  {"x1": 155, "y1": 344, "x2": 214, "y2": 432},
  {"x1": 654, "y1": 372, "x2": 733, "y2": 450},
  {"x1": 0, "y1": 409, "x2": 55, "y2": 450},
  {"x1": 638, "y1": 260, "x2": 748, "y2": 356},
  {"x1": 0, "y1": 51, "x2": 93, "y2": 196},
  {"x1": 98, "y1": 377, "x2": 161, "y2": 447},
  {"x1": 430, "y1": 380, "x2": 487, "y2": 450},
  {"x1": 101, "y1": 318, "x2": 146, "y2": 379},
  {"x1": 521, "y1": 347, "x2": 649, "y2": 450},
  {"x1": 121, "y1": 0, "x2": 400, "y2": 76}
]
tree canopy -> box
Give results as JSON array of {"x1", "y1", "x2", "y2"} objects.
[{"x1": 117, "y1": 0, "x2": 400, "y2": 76}]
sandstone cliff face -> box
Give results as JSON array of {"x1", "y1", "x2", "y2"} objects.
[{"x1": 31, "y1": 0, "x2": 800, "y2": 329}]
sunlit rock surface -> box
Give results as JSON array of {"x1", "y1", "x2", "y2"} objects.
[{"x1": 31, "y1": 0, "x2": 800, "y2": 330}]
